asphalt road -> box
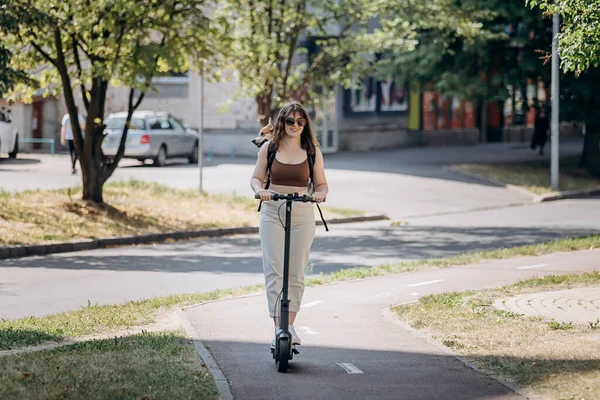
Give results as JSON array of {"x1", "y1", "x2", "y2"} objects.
[{"x1": 1, "y1": 197, "x2": 599, "y2": 319}]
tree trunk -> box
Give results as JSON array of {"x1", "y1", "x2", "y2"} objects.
[
  {"x1": 256, "y1": 94, "x2": 273, "y2": 127},
  {"x1": 80, "y1": 78, "x2": 110, "y2": 202},
  {"x1": 582, "y1": 119, "x2": 600, "y2": 178},
  {"x1": 81, "y1": 157, "x2": 104, "y2": 203}
]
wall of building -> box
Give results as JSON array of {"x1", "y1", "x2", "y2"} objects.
[
  {"x1": 338, "y1": 116, "x2": 416, "y2": 151},
  {"x1": 101, "y1": 71, "x2": 259, "y2": 132}
]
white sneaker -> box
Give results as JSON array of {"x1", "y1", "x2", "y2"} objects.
[{"x1": 288, "y1": 325, "x2": 301, "y2": 345}]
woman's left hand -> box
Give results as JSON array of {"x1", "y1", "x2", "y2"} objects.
[{"x1": 313, "y1": 191, "x2": 327, "y2": 203}]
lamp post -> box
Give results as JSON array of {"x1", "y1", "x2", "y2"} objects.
[
  {"x1": 550, "y1": 11, "x2": 560, "y2": 191},
  {"x1": 198, "y1": 71, "x2": 204, "y2": 193}
]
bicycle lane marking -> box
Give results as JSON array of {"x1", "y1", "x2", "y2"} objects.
[
  {"x1": 407, "y1": 279, "x2": 445, "y2": 287},
  {"x1": 337, "y1": 363, "x2": 364, "y2": 374},
  {"x1": 517, "y1": 263, "x2": 548, "y2": 270}
]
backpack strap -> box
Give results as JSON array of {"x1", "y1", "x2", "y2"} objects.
[
  {"x1": 257, "y1": 143, "x2": 277, "y2": 212},
  {"x1": 306, "y1": 147, "x2": 329, "y2": 232}
]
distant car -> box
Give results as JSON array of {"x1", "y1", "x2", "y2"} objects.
[
  {"x1": 102, "y1": 110, "x2": 198, "y2": 166},
  {"x1": 0, "y1": 107, "x2": 19, "y2": 159}
]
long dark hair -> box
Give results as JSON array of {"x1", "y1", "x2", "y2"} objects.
[{"x1": 270, "y1": 101, "x2": 319, "y2": 153}]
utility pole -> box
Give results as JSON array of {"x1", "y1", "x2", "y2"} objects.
[
  {"x1": 198, "y1": 72, "x2": 204, "y2": 193},
  {"x1": 551, "y1": 11, "x2": 560, "y2": 191}
]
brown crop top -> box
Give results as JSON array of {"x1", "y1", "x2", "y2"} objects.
[{"x1": 270, "y1": 157, "x2": 310, "y2": 187}]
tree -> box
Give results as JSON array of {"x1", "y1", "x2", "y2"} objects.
[
  {"x1": 2, "y1": 0, "x2": 221, "y2": 202},
  {"x1": 372, "y1": 0, "x2": 552, "y2": 134},
  {"x1": 0, "y1": 11, "x2": 36, "y2": 98},
  {"x1": 213, "y1": 0, "x2": 377, "y2": 126},
  {"x1": 527, "y1": 0, "x2": 600, "y2": 177}
]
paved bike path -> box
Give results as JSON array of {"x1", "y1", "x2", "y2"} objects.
[{"x1": 184, "y1": 249, "x2": 599, "y2": 400}]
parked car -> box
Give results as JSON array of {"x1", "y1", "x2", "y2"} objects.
[
  {"x1": 102, "y1": 110, "x2": 198, "y2": 166},
  {"x1": 0, "y1": 107, "x2": 19, "y2": 159}
]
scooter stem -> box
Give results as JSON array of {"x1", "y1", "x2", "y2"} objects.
[{"x1": 280, "y1": 198, "x2": 293, "y2": 331}]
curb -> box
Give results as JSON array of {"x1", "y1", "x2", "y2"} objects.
[
  {"x1": 445, "y1": 166, "x2": 600, "y2": 203},
  {"x1": 176, "y1": 310, "x2": 234, "y2": 400},
  {"x1": 0, "y1": 213, "x2": 389, "y2": 260},
  {"x1": 534, "y1": 187, "x2": 600, "y2": 202}
]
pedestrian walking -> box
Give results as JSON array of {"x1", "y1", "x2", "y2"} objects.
[
  {"x1": 250, "y1": 101, "x2": 329, "y2": 347},
  {"x1": 530, "y1": 107, "x2": 550, "y2": 155},
  {"x1": 60, "y1": 112, "x2": 85, "y2": 174}
]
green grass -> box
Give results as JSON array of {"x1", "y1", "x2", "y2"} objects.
[
  {"x1": 453, "y1": 156, "x2": 600, "y2": 195},
  {"x1": 2, "y1": 234, "x2": 598, "y2": 350},
  {"x1": 393, "y1": 271, "x2": 600, "y2": 400},
  {"x1": 0, "y1": 331, "x2": 219, "y2": 400}
]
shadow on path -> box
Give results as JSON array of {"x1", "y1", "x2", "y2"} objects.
[{"x1": 1, "y1": 226, "x2": 596, "y2": 275}]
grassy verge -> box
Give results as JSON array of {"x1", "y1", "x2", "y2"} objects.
[
  {"x1": 0, "y1": 331, "x2": 218, "y2": 400},
  {"x1": 0, "y1": 179, "x2": 363, "y2": 246},
  {"x1": 452, "y1": 156, "x2": 600, "y2": 195},
  {"x1": 2, "y1": 234, "x2": 598, "y2": 351},
  {"x1": 392, "y1": 272, "x2": 600, "y2": 400}
]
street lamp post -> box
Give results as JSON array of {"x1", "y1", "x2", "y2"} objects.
[
  {"x1": 198, "y1": 71, "x2": 204, "y2": 193},
  {"x1": 551, "y1": 11, "x2": 560, "y2": 191}
]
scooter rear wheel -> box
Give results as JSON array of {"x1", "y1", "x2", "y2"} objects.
[{"x1": 276, "y1": 338, "x2": 290, "y2": 372}]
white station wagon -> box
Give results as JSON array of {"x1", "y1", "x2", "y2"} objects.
[
  {"x1": 102, "y1": 110, "x2": 199, "y2": 166},
  {"x1": 0, "y1": 107, "x2": 18, "y2": 159}
]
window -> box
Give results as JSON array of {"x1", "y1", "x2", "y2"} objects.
[
  {"x1": 168, "y1": 117, "x2": 185, "y2": 131},
  {"x1": 148, "y1": 116, "x2": 172, "y2": 130},
  {"x1": 379, "y1": 76, "x2": 408, "y2": 112},
  {"x1": 105, "y1": 117, "x2": 146, "y2": 130},
  {"x1": 344, "y1": 75, "x2": 409, "y2": 116}
]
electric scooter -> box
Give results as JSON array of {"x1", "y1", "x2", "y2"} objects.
[{"x1": 255, "y1": 192, "x2": 319, "y2": 372}]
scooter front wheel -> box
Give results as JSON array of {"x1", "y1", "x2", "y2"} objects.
[{"x1": 276, "y1": 337, "x2": 290, "y2": 372}]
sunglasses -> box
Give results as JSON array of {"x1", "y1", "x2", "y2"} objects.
[{"x1": 285, "y1": 117, "x2": 307, "y2": 127}]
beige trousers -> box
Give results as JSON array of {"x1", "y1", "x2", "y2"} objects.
[{"x1": 259, "y1": 195, "x2": 316, "y2": 317}]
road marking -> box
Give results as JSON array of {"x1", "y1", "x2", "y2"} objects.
[
  {"x1": 407, "y1": 279, "x2": 445, "y2": 287},
  {"x1": 337, "y1": 363, "x2": 364, "y2": 374},
  {"x1": 410, "y1": 292, "x2": 419, "y2": 296},
  {"x1": 301, "y1": 300, "x2": 324, "y2": 308},
  {"x1": 299, "y1": 326, "x2": 318, "y2": 335},
  {"x1": 517, "y1": 263, "x2": 548, "y2": 270}
]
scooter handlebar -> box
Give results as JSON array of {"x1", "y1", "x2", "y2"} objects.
[{"x1": 254, "y1": 193, "x2": 323, "y2": 203}]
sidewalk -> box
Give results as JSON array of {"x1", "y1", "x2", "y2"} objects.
[{"x1": 183, "y1": 249, "x2": 599, "y2": 400}]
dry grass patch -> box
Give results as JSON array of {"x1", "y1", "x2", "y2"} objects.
[
  {"x1": 453, "y1": 156, "x2": 600, "y2": 195},
  {"x1": 0, "y1": 179, "x2": 361, "y2": 246},
  {"x1": 0, "y1": 331, "x2": 219, "y2": 400},
  {"x1": 393, "y1": 272, "x2": 600, "y2": 400}
]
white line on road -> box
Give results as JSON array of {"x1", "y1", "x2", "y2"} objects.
[
  {"x1": 301, "y1": 301, "x2": 324, "y2": 308},
  {"x1": 299, "y1": 326, "x2": 318, "y2": 335},
  {"x1": 517, "y1": 263, "x2": 548, "y2": 270},
  {"x1": 337, "y1": 363, "x2": 364, "y2": 374},
  {"x1": 407, "y1": 279, "x2": 445, "y2": 287}
]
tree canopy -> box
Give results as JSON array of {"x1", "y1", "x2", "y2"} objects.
[
  {"x1": 527, "y1": 0, "x2": 600, "y2": 74},
  {"x1": 213, "y1": 0, "x2": 379, "y2": 125},
  {"x1": 1, "y1": 0, "x2": 220, "y2": 202}
]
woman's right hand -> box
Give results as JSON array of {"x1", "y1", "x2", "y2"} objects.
[{"x1": 256, "y1": 189, "x2": 272, "y2": 201}]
